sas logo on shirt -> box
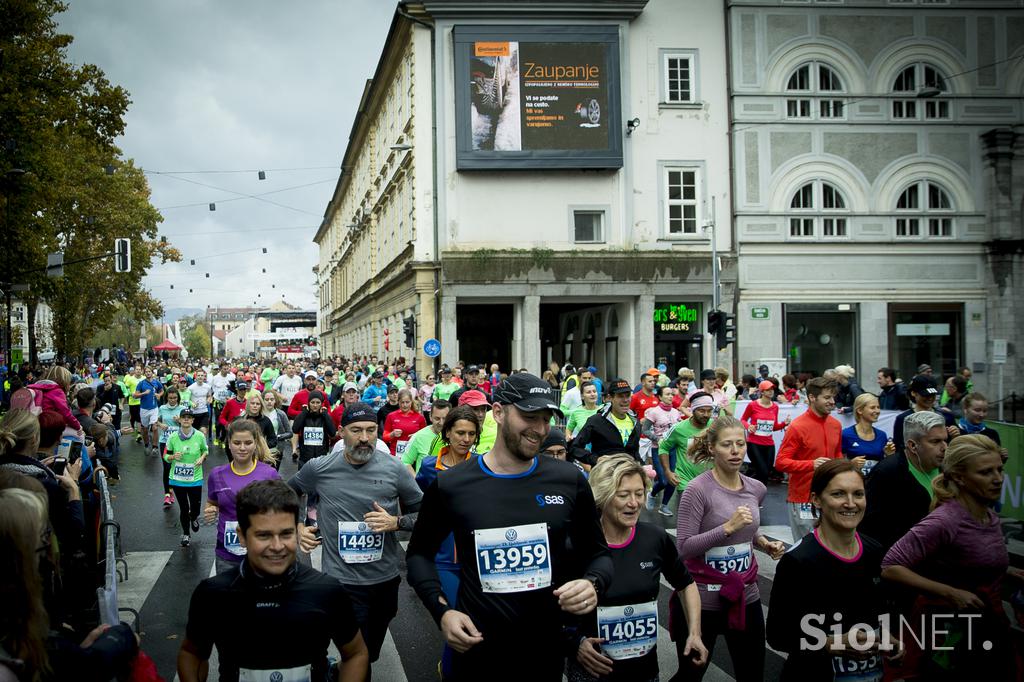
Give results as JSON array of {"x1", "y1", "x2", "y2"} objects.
[
  {"x1": 640, "y1": 561, "x2": 655, "y2": 570},
  {"x1": 536, "y1": 494, "x2": 565, "y2": 507}
]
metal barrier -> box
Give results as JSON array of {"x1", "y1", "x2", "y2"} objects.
[{"x1": 95, "y1": 471, "x2": 139, "y2": 630}]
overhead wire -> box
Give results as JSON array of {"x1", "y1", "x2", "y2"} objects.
[
  {"x1": 154, "y1": 176, "x2": 334, "y2": 215},
  {"x1": 146, "y1": 165, "x2": 339, "y2": 175}
]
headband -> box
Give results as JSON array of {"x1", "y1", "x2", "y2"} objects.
[{"x1": 690, "y1": 395, "x2": 715, "y2": 409}]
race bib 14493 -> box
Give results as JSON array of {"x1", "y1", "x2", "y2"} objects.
[
  {"x1": 337, "y1": 521, "x2": 384, "y2": 563},
  {"x1": 474, "y1": 523, "x2": 552, "y2": 593},
  {"x1": 597, "y1": 601, "x2": 658, "y2": 660}
]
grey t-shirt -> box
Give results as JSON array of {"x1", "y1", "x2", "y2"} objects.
[{"x1": 289, "y1": 441, "x2": 422, "y2": 586}]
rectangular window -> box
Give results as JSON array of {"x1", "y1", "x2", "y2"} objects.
[
  {"x1": 572, "y1": 210, "x2": 605, "y2": 243},
  {"x1": 663, "y1": 54, "x2": 693, "y2": 103},
  {"x1": 892, "y1": 100, "x2": 917, "y2": 119},
  {"x1": 787, "y1": 99, "x2": 811, "y2": 118},
  {"x1": 896, "y1": 218, "x2": 920, "y2": 237},
  {"x1": 924, "y1": 100, "x2": 949, "y2": 119},
  {"x1": 928, "y1": 218, "x2": 952, "y2": 237},
  {"x1": 790, "y1": 217, "x2": 814, "y2": 237},
  {"x1": 665, "y1": 168, "x2": 700, "y2": 235},
  {"x1": 823, "y1": 218, "x2": 847, "y2": 237},
  {"x1": 819, "y1": 99, "x2": 844, "y2": 118}
]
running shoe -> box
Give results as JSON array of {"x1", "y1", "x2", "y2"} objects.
[
  {"x1": 180, "y1": 534, "x2": 190, "y2": 547},
  {"x1": 169, "y1": 490, "x2": 175, "y2": 503},
  {"x1": 658, "y1": 504, "x2": 673, "y2": 517},
  {"x1": 645, "y1": 494, "x2": 656, "y2": 511},
  {"x1": 134, "y1": 434, "x2": 142, "y2": 444},
  {"x1": 191, "y1": 518, "x2": 200, "y2": 533},
  {"x1": 163, "y1": 493, "x2": 173, "y2": 507}
]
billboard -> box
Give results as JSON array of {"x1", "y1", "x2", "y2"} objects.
[{"x1": 454, "y1": 26, "x2": 622, "y2": 170}]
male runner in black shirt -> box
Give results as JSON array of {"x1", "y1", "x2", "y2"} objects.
[
  {"x1": 177, "y1": 479, "x2": 368, "y2": 682},
  {"x1": 407, "y1": 372, "x2": 613, "y2": 681}
]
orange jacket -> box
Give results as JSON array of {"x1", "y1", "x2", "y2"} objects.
[{"x1": 774, "y1": 409, "x2": 842, "y2": 503}]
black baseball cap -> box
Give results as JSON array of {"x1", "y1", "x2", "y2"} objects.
[
  {"x1": 607, "y1": 378, "x2": 632, "y2": 395},
  {"x1": 700, "y1": 369, "x2": 717, "y2": 381},
  {"x1": 341, "y1": 402, "x2": 377, "y2": 426},
  {"x1": 909, "y1": 375, "x2": 939, "y2": 396},
  {"x1": 466, "y1": 364, "x2": 481, "y2": 374},
  {"x1": 492, "y1": 373, "x2": 563, "y2": 418},
  {"x1": 179, "y1": 407, "x2": 195, "y2": 417}
]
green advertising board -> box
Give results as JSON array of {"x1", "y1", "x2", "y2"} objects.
[
  {"x1": 991, "y1": 421, "x2": 1024, "y2": 521},
  {"x1": 653, "y1": 302, "x2": 701, "y2": 335}
]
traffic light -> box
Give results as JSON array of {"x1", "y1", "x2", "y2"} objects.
[
  {"x1": 707, "y1": 310, "x2": 724, "y2": 337},
  {"x1": 707, "y1": 309, "x2": 736, "y2": 351},
  {"x1": 402, "y1": 316, "x2": 416, "y2": 349},
  {"x1": 114, "y1": 238, "x2": 131, "y2": 273}
]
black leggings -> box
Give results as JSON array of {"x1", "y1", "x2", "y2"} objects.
[
  {"x1": 160, "y1": 444, "x2": 171, "y2": 493},
  {"x1": 170, "y1": 486, "x2": 202, "y2": 534},
  {"x1": 745, "y1": 442, "x2": 776, "y2": 483},
  {"x1": 671, "y1": 599, "x2": 765, "y2": 682}
]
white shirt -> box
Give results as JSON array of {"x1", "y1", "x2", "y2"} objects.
[
  {"x1": 210, "y1": 373, "x2": 233, "y2": 401},
  {"x1": 273, "y1": 374, "x2": 302, "y2": 402},
  {"x1": 189, "y1": 381, "x2": 211, "y2": 410}
]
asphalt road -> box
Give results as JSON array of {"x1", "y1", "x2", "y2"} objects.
[{"x1": 106, "y1": 432, "x2": 794, "y2": 681}]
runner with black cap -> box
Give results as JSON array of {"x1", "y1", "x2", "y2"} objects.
[
  {"x1": 891, "y1": 373, "x2": 959, "y2": 456},
  {"x1": 569, "y1": 378, "x2": 642, "y2": 467},
  {"x1": 290, "y1": 389, "x2": 336, "y2": 469},
  {"x1": 164, "y1": 406, "x2": 209, "y2": 547},
  {"x1": 289, "y1": 402, "x2": 422, "y2": 677},
  {"x1": 449, "y1": 364, "x2": 491, "y2": 406},
  {"x1": 407, "y1": 373, "x2": 613, "y2": 682}
]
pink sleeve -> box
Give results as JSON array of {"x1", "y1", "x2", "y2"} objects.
[
  {"x1": 676, "y1": 480, "x2": 730, "y2": 560},
  {"x1": 882, "y1": 507, "x2": 954, "y2": 570}
]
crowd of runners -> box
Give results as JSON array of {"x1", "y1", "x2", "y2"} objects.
[{"x1": 0, "y1": 353, "x2": 1021, "y2": 681}]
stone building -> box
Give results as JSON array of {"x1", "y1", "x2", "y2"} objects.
[
  {"x1": 315, "y1": 0, "x2": 735, "y2": 378},
  {"x1": 728, "y1": 0, "x2": 1023, "y2": 394}
]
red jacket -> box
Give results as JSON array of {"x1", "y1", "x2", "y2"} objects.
[
  {"x1": 218, "y1": 397, "x2": 247, "y2": 428},
  {"x1": 287, "y1": 389, "x2": 331, "y2": 419},
  {"x1": 775, "y1": 409, "x2": 842, "y2": 503},
  {"x1": 383, "y1": 410, "x2": 426, "y2": 456}
]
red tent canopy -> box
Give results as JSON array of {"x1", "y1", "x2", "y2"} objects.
[{"x1": 152, "y1": 339, "x2": 182, "y2": 351}]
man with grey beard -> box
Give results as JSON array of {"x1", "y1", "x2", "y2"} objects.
[{"x1": 288, "y1": 402, "x2": 422, "y2": 676}]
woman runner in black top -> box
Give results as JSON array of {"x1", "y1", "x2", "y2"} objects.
[
  {"x1": 569, "y1": 454, "x2": 707, "y2": 682},
  {"x1": 766, "y1": 459, "x2": 896, "y2": 681}
]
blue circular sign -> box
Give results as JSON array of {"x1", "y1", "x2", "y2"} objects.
[{"x1": 423, "y1": 338, "x2": 441, "y2": 358}]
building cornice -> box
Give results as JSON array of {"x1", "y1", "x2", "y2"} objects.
[{"x1": 414, "y1": 0, "x2": 648, "y2": 19}]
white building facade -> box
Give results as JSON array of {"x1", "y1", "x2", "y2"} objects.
[
  {"x1": 729, "y1": 0, "x2": 1023, "y2": 393},
  {"x1": 317, "y1": 0, "x2": 734, "y2": 379}
]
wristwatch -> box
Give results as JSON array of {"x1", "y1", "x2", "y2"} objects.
[{"x1": 586, "y1": 575, "x2": 601, "y2": 599}]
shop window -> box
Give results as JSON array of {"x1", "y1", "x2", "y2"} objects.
[
  {"x1": 784, "y1": 303, "x2": 859, "y2": 376},
  {"x1": 888, "y1": 304, "x2": 963, "y2": 380}
]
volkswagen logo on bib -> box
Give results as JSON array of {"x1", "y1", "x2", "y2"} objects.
[
  {"x1": 624, "y1": 606, "x2": 635, "y2": 616},
  {"x1": 270, "y1": 673, "x2": 284, "y2": 682},
  {"x1": 727, "y1": 546, "x2": 736, "y2": 555},
  {"x1": 358, "y1": 522, "x2": 368, "y2": 532},
  {"x1": 505, "y1": 528, "x2": 518, "y2": 542}
]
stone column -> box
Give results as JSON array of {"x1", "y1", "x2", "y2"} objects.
[
  {"x1": 981, "y1": 128, "x2": 1022, "y2": 400},
  {"x1": 636, "y1": 294, "x2": 656, "y2": 379},
  {"x1": 440, "y1": 295, "x2": 458, "y2": 367},
  {"x1": 521, "y1": 295, "x2": 541, "y2": 375}
]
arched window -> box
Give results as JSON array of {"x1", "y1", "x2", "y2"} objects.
[
  {"x1": 788, "y1": 181, "x2": 848, "y2": 239},
  {"x1": 786, "y1": 62, "x2": 845, "y2": 119},
  {"x1": 892, "y1": 63, "x2": 949, "y2": 120},
  {"x1": 895, "y1": 181, "x2": 954, "y2": 237}
]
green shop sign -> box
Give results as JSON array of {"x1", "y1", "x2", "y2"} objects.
[{"x1": 653, "y1": 302, "x2": 701, "y2": 334}]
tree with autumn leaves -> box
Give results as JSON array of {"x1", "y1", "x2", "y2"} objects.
[{"x1": 1, "y1": 0, "x2": 179, "y2": 363}]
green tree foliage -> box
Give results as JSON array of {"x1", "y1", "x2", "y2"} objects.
[
  {"x1": 0, "y1": 0, "x2": 179, "y2": 359},
  {"x1": 182, "y1": 319, "x2": 212, "y2": 359}
]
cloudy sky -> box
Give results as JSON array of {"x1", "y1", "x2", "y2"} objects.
[{"x1": 58, "y1": 0, "x2": 395, "y2": 315}]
